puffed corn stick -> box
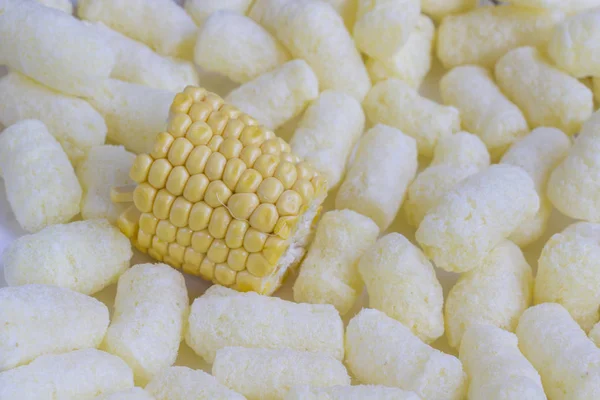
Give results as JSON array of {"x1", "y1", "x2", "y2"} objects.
[
  {"x1": 225, "y1": 60, "x2": 318, "y2": 130},
  {"x1": 0, "y1": 1, "x2": 115, "y2": 97},
  {"x1": 250, "y1": 0, "x2": 371, "y2": 100},
  {"x1": 2, "y1": 219, "x2": 132, "y2": 295},
  {"x1": 416, "y1": 165, "x2": 539, "y2": 273},
  {"x1": 335, "y1": 124, "x2": 418, "y2": 231},
  {"x1": 507, "y1": 0, "x2": 600, "y2": 13},
  {"x1": 547, "y1": 110, "x2": 600, "y2": 222},
  {"x1": 500, "y1": 127, "x2": 571, "y2": 247},
  {"x1": 321, "y1": 0, "x2": 358, "y2": 30},
  {"x1": 78, "y1": 0, "x2": 197, "y2": 60},
  {"x1": 516, "y1": 303, "x2": 600, "y2": 400},
  {"x1": 437, "y1": 6, "x2": 563, "y2": 69},
  {"x1": 444, "y1": 240, "x2": 534, "y2": 349},
  {"x1": 184, "y1": 0, "x2": 254, "y2": 25},
  {"x1": 353, "y1": 0, "x2": 420, "y2": 60},
  {"x1": 35, "y1": 0, "x2": 72, "y2": 13},
  {"x1": 459, "y1": 324, "x2": 546, "y2": 400},
  {"x1": 358, "y1": 233, "x2": 444, "y2": 343},
  {"x1": 289, "y1": 90, "x2": 365, "y2": 188},
  {"x1": 534, "y1": 223, "x2": 600, "y2": 331},
  {"x1": 404, "y1": 132, "x2": 490, "y2": 227},
  {"x1": 103, "y1": 264, "x2": 189, "y2": 385},
  {"x1": 0, "y1": 349, "x2": 134, "y2": 400},
  {"x1": 0, "y1": 120, "x2": 81, "y2": 232},
  {"x1": 293, "y1": 210, "x2": 379, "y2": 315},
  {"x1": 421, "y1": 0, "x2": 476, "y2": 21},
  {"x1": 212, "y1": 347, "x2": 351, "y2": 400},
  {"x1": 185, "y1": 285, "x2": 344, "y2": 363},
  {"x1": 366, "y1": 15, "x2": 435, "y2": 88},
  {"x1": 440, "y1": 65, "x2": 529, "y2": 159},
  {"x1": 85, "y1": 79, "x2": 175, "y2": 154},
  {"x1": 94, "y1": 388, "x2": 155, "y2": 400},
  {"x1": 285, "y1": 385, "x2": 421, "y2": 400},
  {"x1": 0, "y1": 284, "x2": 109, "y2": 372},
  {"x1": 345, "y1": 309, "x2": 467, "y2": 400},
  {"x1": 77, "y1": 145, "x2": 135, "y2": 224},
  {"x1": 363, "y1": 79, "x2": 460, "y2": 156},
  {"x1": 195, "y1": 11, "x2": 290, "y2": 84},
  {"x1": 0, "y1": 72, "x2": 107, "y2": 166},
  {"x1": 495, "y1": 46, "x2": 593, "y2": 136},
  {"x1": 145, "y1": 366, "x2": 245, "y2": 400}
]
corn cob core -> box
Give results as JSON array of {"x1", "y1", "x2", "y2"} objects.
[{"x1": 114, "y1": 86, "x2": 327, "y2": 295}]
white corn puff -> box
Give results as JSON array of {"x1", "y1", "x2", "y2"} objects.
[
  {"x1": 421, "y1": 0, "x2": 476, "y2": 21},
  {"x1": 285, "y1": 385, "x2": 421, "y2": 400},
  {"x1": 95, "y1": 388, "x2": 155, "y2": 400},
  {"x1": 35, "y1": 0, "x2": 73, "y2": 13},
  {"x1": 184, "y1": 0, "x2": 254, "y2": 25},
  {"x1": 320, "y1": 0, "x2": 358, "y2": 30},
  {"x1": 507, "y1": 0, "x2": 600, "y2": 13}
]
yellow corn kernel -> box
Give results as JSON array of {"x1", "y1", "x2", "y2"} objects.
[
  {"x1": 223, "y1": 158, "x2": 247, "y2": 190},
  {"x1": 249, "y1": 203, "x2": 279, "y2": 233},
  {"x1": 207, "y1": 111, "x2": 228, "y2": 135},
  {"x1": 240, "y1": 145, "x2": 262, "y2": 167},
  {"x1": 220, "y1": 104, "x2": 242, "y2": 119},
  {"x1": 117, "y1": 205, "x2": 140, "y2": 239},
  {"x1": 148, "y1": 248, "x2": 164, "y2": 262},
  {"x1": 225, "y1": 220, "x2": 249, "y2": 249},
  {"x1": 243, "y1": 228, "x2": 268, "y2": 253},
  {"x1": 168, "y1": 137, "x2": 194, "y2": 166},
  {"x1": 153, "y1": 189, "x2": 176, "y2": 220},
  {"x1": 223, "y1": 118, "x2": 245, "y2": 139},
  {"x1": 171, "y1": 92, "x2": 194, "y2": 114},
  {"x1": 207, "y1": 135, "x2": 224, "y2": 152},
  {"x1": 170, "y1": 197, "x2": 193, "y2": 227},
  {"x1": 148, "y1": 159, "x2": 173, "y2": 189},
  {"x1": 204, "y1": 181, "x2": 232, "y2": 208},
  {"x1": 253, "y1": 154, "x2": 279, "y2": 178},
  {"x1": 207, "y1": 239, "x2": 229, "y2": 263},
  {"x1": 184, "y1": 247, "x2": 204, "y2": 268},
  {"x1": 292, "y1": 179, "x2": 314, "y2": 204},
  {"x1": 156, "y1": 219, "x2": 177, "y2": 242},
  {"x1": 163, "y1": 255, "x2": 181, "y2": 269},
  {"x1": 183, "y1": 86, "x2": 206, "y2": 103},
  {"x1": 235, "y1": 169, "x2": 263, "y2": 193},
  {"x1": 183, "y1": 174, "x2": 210, "y2": 203},
  {"x1": 185, "y1": 145, "x2": 212, "y2": 175},
  {"x1": 168, "y1": 113, "x2": 193, "y2": 138},
  {"x1": 220, "y1": 138, "x2": 244, "y2": 159},
  {"x1": 130, "y1": 154, "x2": 154, "y2": 183},
  {"x1": 168, "y1": 242, "x2": 186, "y2": 264},
  {"x1": 246, "y1": 253, "x2": 275, "y2": 277},
  {"x1": 275, "y1": 162, "x2": 298, "y2": 190},
  {"x1": 165, "y1": 166, "x2": 190, "y2": 196},
  {"x1": 176, "y1": 227, "x2": 193, "y2": 246},
  {"x1": 263, "y1": 236, "x2": 288, "y2": 264},
  {"x1": 189, "y1": 102, "x2": 213, "y2": 122},
  {"x1": 261, "y1": 138, "x2": 282, "y2": 155},
  {"x1": 139, "y1": 212, "x2": 159, "y2": 234},
  {"x1": 274, "y1": 216, "x2": 298, "y2": 240},
  {"x1": 186, "y1": 121, "x2": 213, "y2": 146},
  {"x1": 204, "y1": 152, "x2": 227, "y2": 181},
  {"x1": 215, "y1": 264, "x2": 237, "y2": 286},
  {"x1": 296, "y1": 162, "x2": 315, "y2": 181},
  {"x1": 236, "y1": 270, "x2": 263, "y2": 292},
  {"x1": 152, "y1": 236, "x2": 169, "y2": 256},
  {"x1": 204, "y1": 92, "x2": 224, "y2": 111},
  {"x1": 110, "y1": 185, "x2": 135, "y2": 204},
  {"x1": 133, "y1": 183, "x2": 158, "y2": 213},
  {"x1": 208, "y1": 207, "x2": 233, "y2": 239},
  {"x1": 137, "y1": 230, "x2": 153, "y2": 248},
  {"x1": 151, "y1": 132, "x2": 175, "y2": 159},
  {"x1": 239, "y1": 113, "x2": 258, "y2": 127},
  {"x1": 228, "y1": 248, "x2": 249, "y2": 271},
  {"x1": 257, "y1": 177, "x2": 284, "y2": 204},
  {"x1": 311, "y1": 174, "x2": 328, "y2": 197},
  {"x1": 183, "y1": 262, "x2": 200, "y2": 275},
  {"x1": 192, "y1": 229, "x2": 214, "y2": 254},
  {"x1": 227, "y1": 193, "x2": 260, "y2": 220},
  {"x1": 189, "y1": 202, "x2": 213, "y2": 231},
  {"x1": 199, "y1": 257, "x2": 216, "y2": 280},
  {"x1": 240, "y1": 125, "x2": 267, "y2": 147}
]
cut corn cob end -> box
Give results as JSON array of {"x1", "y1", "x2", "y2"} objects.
[{"x1": 114, "y1": 86, "x2": 327, "y2": 295}]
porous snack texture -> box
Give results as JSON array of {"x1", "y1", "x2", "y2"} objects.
[{"x1": 284, "y1": 385, "x2": 422, "y2": 400}]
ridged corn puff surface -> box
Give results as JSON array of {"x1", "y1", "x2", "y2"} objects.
[
  {"x1": 145, "y1": 366, "x2": 245, "y2": 400},
  {"x1": 421, "y1": 0, "x2": 476, "y2": 21},
  {"x1": 495, "y1": 46, "x2": 593, "y2": 136},
  {"x1": 516, "y1": 303, "x2": 600, "y2": 400},
  {"x1": 184, "y1": 0, "x2": 254, "y2": 25},
  {"x1": 444, "y1": 240, "x2": 533, "y2": 349},
  {"x1": 2, "y1": 219, "x2": 132, "y2": 295},
  {"x1": 0, "y1": 284, "x2": 109, "y2": 371},
  {"x1": 364, "y1": 79, "x2": 460, "y2": 156},
  {"x1": 250, "y1": 0, "x2": 371, "y2": 100},
  {"x1": 94, "y1": 388, "x2": 155, "y2": 400},
  {"x1": 358, "y1": 233, "x2": 444, "y2": 343},
  {"x1": 416, "y1": 164, "x2": 539, "y2": 273},
  {"x1": 195, "y1": 11, "x2": 290, "y2": 84},
  {"x1": 0, "y1": 349, "x2": 134, "y2": 400},
  {"x1": 500, "y1": 127, "x2": 571, "y2": 247},
  {"x1": 78, "y1": 0, "x2": 197, "y2": 59},
  {"x1": 0, "y1": 72, "x2": 106, "y2": 165},
  {"x1": 293, "y1": 210, "x2": 379, "y2": 315},
  {"x1": 284, "y1": 385, "x2": 422, "y2": 400},
  {"x1": 335, "y1": 124, "x2": 418, "y2": 230},
  {"x1": 366, "y1": 15, "x2": 435, "y2": 88},
  {"x1": 0, "y1": 120, "x2": 81, "y2": 232},
  {"x1": 103, "y1": 264, "x2": 188, "y2": 385},
  {"x1": 345, "y1": 309, "x2": 467, "y2": 400},
  {"x1": 225, "y1": 60, "x2": 318, "y2": 130},
  {"x1": 440, "y1": 65, "x2": 529, "y2": 158},
  {"x1": 459, "y1": 324, "x2": 546, "y2": 400},
  {"x1": 185, "y1": 285, "x2": 344, "y2": 363},
  {"x1": 437, "y1": 6, "x2": 563, "y2": 69},
  {"x1": 212, "y1": 347, "x2": 350, "y2": 400},
  {"x1": 289, "y1": 90, "x2": 365, "y2": 189}
]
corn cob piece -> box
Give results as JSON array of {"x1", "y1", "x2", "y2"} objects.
[
  {"x1": 2, "y1": 219, "x2": 132, "y2": 295},
  {"x1": 0, "y1": 349, "x2": 134, "y2": 400},
  {"x1": 416, "y1": 165, "x2": 539, "y2": 273},
  {"x1": 345, "y1": 309, "x2": 467, "y2": 400},
  {"x1": 103, "y1": 264, "x2": 188, "y2": 385},
  {"x1": 289, "y1": 90, "x2": 365, "y2": 189},
  {"x1": 363, "y1": 79, "x2": 460, "y2": 156},
  {"x1": 225, "y1": 60, "x2": 318, "y2": 130},
  {"x1": 445, "y1": 240, "x2": 533, "y2": 349},
  {"x1": 0, "y1": 284, "x2": 109, "y2": 371},
  {"x1": 184, "y1": 0, "x2": 254, "y2": 25},
  {"x1": 145, "y1": 366, "x2": 245, "y2": 400},
  {"x1": 35, "y1": 0, "x2": 72, "y2": 13},
  {"x1": 335, "y1": 124, "x2": 418, "y2": 231},
  {"x1": 186, "y1": 285, "x2": 343, "y2": 363},
  {"x1": 0, "y1": 1, "x2": 115, "y2": 97},
  {"x1": 293, "y1": 210, "x2": 379, "y2": 315},
  {"x1": 459, "y1": 324, "x2": 546, "y2": 400},
  {"x1": 0, "y1": 72, "x2": 107, "y2": 166},
  {"x1": 78, "y1": 0, "x2": 197, "y2": 60},
  {"x1": 358, "y1": 233, "x2": 444, "y2": 343},
  {"x1": 366, "y1": 15, "x2": 435, "y2": 88},
  {"x1": 437, "y1": 6, "x2": 563, "y2": 69},
  {"x1": 86, "y1": 79, "x2": 175, "y2": 154},
  {"x1": 285, "y1": 385, "x2": 422, "y2": 400},
  {"x1": 495, "y1": 46, "x2": 593, "y2": 136},
  {"x1": 250, "y1": 0, "x2": 371, "y2": 101},
  {"x1": 500, "y1": 127, "x2": 571, "y2": 247},
  {"x1": 195, "y1": 11, "x2": 290, "y2": 84},
  {"x1": 421, "y1": 0, "x2": 476, "y2": 21},
  {"x1": 212, "y1": 347, "x2": 351, "y2": 400},
  {"x1": 0, "y1": 120, "x2": 81, "y2": 232},
  {"x1": 440, "y1": 65, "x2": 529, "y2": 159},
  {"x1": 516, "y1": 303, "x2": 600, "y2": 400},
  {"x1": 115, "y1": 86, "x2": 327, "y2": 294},
  {"x1": 321, "y1": 0, "x2": 358, "y2": 30},
  {"x1": 95, "y1": 388, "x2": 155, "y2": 400}
]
